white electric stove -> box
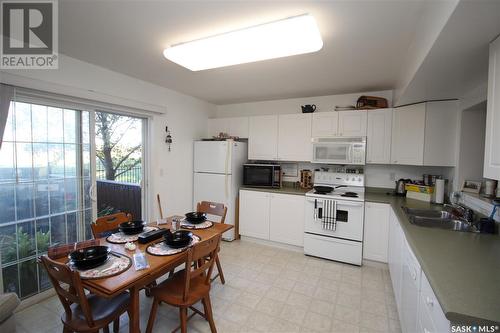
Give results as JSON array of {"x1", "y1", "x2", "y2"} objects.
[{"x1": 304, "y1": 171, "x2": 365, "y2": 265}]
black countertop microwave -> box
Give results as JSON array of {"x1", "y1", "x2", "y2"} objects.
[{"x1": 243, "y1": 164, "x2": 281, "y2": 188}]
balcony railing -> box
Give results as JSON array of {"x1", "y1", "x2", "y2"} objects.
[
  {"x1": 96, "y1": 166, "x2": 142, "y2": 184},
  {"x1": 96, "y1": 180, "x2": 141, "y2": 220}
]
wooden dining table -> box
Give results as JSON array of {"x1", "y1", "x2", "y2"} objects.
[{"x1": 57, "y1": 216, "x2": 232, "y2": 333}]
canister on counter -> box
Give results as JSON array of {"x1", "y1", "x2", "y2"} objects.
[{"x1": 484, "y1": 179, "x2": 497, "y2": 198}]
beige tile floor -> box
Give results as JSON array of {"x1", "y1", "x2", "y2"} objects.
[{"x1": 15, "y1": 240, "x2": 401, "y2": 333}]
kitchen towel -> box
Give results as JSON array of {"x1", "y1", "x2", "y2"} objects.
[{"x1": 322, "y1": 199, "x2": 336, "y2": 230}]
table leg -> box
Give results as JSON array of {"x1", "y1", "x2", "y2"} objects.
[{"x1": 129, "y1": 286, "x2": 141, "y2": 333}]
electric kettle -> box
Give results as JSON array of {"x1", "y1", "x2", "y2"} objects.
[{"x1": 395, "y1": 179, "x2": 411, "y2": 196}]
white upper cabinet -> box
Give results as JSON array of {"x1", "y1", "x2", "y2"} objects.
[
  {"x1": 248, "y1": 115, "x2": 278, "y2": 160},
  {"x1": 366, "y1": 109, "x2": 392, "y2": 164},
  {"x1": 423, "y1": 101, "x2": 458, "y2": 166},
  {"x1": 391, "y1": 101, "x2": 458, "y2": 166},
  {"x1": 484, "y1": 35, "x2": 500, "y2": 180},
  {"x1": 391, "y1": 103, "x2": 426, "y2": 165},
  {"x1": 312, "y1": 112, "x2": 339, "y2": 137},
  {"x1": 338, "y1": 110, "x2": 367, "y2": 136},
  {"x1": 207, "y1": 117, "x2": 249, "y2": 138},
  {"x1": 278, "y1": 113, "x2": 312, "y2": 161}
]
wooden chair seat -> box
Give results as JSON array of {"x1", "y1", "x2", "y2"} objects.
[
  {"x1": 64, "y1": 292, "x2": 130, "y2": 330},
  {"x1": 39, "y1": 255, "x2": 131, "y2": 333},
  {"x1": 150, "y1": 270, "x2": 210, "y2": 306}
]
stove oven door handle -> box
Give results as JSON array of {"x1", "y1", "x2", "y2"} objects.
[
  {"x1": 314, "y1": 199, "x2": 317, "y2": 220},
  {"x1": 336, "y1": 201, "x2": 364, "y2": 207}
]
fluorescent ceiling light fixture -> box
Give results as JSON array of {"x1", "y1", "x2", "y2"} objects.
[{"x1": 163, "y1": 14, "x2": 323, "y2": 71}]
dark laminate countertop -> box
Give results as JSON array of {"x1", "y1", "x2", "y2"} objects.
[{"x1": 365, "y1": 189, "x2": 500, "y2": 325}]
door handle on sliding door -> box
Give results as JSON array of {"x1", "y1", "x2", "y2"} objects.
[{"x1": 89, "y1": 184, "x2": 97, "y2": 202}]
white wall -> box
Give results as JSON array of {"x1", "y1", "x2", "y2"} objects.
[
  {"x1": 364, "y1": 164, "x2": 455, "y2": 190},
  {"x1": 1, "y1": 54, "x2": 216, "y2": 220},
  {"x1": 456, "y1": 102, "x2": 487, "y2": 187},
  {"x1": 279, "y1": 161, "x2": 454, "y2": 190},
  {"x1": 215, "y1": 90, "x2": 393, "y2": 118}
]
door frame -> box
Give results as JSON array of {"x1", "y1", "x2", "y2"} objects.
[{"x1": 89, "y1": 111, "x2": 150, "y2": 225}]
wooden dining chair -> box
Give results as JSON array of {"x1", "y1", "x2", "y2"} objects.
[
  {"x1": 157, "y1": 194, "x2": 164, "y2": 219},
  {"x1": 146, "y1": 235, "x2": 221, "y2": 333},
  {"x1": 91, "y1": 212, "x2": 157, "y2": 296},
  {"x1": 196, "y1": 201, "x2": 227, "y2": 284},
  {"x1": 91, "y1": 212, "x2": 132, "y2": 239},
  {"x1": 48, "y1": 239, "x2": 100, "y2": 260},
  {"x1": 39, "y1": 255, "x2": 130, "y2": 333}
]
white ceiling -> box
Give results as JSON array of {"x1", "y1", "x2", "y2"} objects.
[
  {"x1": 59, "y1": 0, "x2": 427, "y2": 104},
  {"x1": 396, "y1": 0, "x2": 500, "y2": 106}
]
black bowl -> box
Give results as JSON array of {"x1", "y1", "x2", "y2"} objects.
[
  {"x1": 185, "y1": 212, "x2": 207, "y2": 224},
  {"x1": 69, "y1": 245, "x2": 110, "y2": 270},
  {"x1": 164, "y1": 230, "x2": 193, "y2": 249},
  {"x1": 119, "y1": 220, "x2": 145, "y2": 235}
]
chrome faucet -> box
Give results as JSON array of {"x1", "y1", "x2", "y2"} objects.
[{"x1": 444, "y1": 203, "x2": 474, "y2": 222}]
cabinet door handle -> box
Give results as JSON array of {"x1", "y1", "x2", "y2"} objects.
[{"x1": 426, "y1": 296, "x2": 434, "y2": 307}]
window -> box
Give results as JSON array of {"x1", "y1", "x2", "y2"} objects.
[{"x1": 0, "y1": 101, "x2": 92, "y2": 298}]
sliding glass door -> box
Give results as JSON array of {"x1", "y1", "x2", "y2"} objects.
[
  {"x1": 93, "y1": 111, "x2": 145, "y2": 223},
  {"x1": 0, "y1": 99, "x2": 148, "y2": 299},
  {"x1": 0, "y1": 101, "x2": 92, "y2": 298}
]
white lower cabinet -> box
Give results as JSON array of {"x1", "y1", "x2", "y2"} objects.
[
  {"x1": 388, "y1": 208, "x2": 404, "y2": 312},
  {"x1": 269, "y1": 193, "x2": 304, "y2": 246},
  {"x1": 239, "y1": 190, "x2": 304, "y2": 246},
  {"x1": 363, "y1": 202, "x2": 390, "y2": 262},
  {"x1": 401, "y1": 238, "x2": 421, "y2": 333},
  {"x1": 418, "y1": 271, "x2": 451, "y2": 333},
  {"x1": 385, "y1": 204, "x2": 450, "y2": 333},
  {"x1": 239, "y1": 190, "x2": 270, "y2": 240}
]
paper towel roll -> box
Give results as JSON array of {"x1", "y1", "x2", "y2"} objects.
[{"x1": 435, "y1": 179, "x2": 445, "y2": 204}]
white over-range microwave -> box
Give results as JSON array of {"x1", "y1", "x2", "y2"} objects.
[{"x1": 311, "y1": 137, "x2": 366, "y2": 165}]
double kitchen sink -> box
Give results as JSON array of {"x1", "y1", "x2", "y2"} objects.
[{"x1": 403, "y1": 205, "x2": 479, "y2": 233}]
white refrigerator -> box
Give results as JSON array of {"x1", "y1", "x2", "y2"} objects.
[{"x1": 193, "y1": 140, "x2": 247, "y2": 241}]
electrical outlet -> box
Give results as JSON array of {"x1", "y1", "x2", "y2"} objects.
[{"x1": 389, "y1": 172, "x2": 396, "y2": 181}]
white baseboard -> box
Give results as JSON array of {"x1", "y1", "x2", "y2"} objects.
[
  {"x1": 239, "y1": 236, "x2": 304, "y2": 253},
  {"x1": 16, "y1": 288, "x2": 56, "y2": 312}
]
